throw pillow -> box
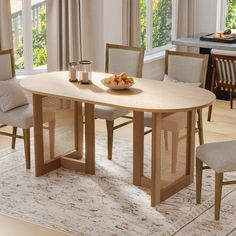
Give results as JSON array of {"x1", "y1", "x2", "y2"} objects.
[
  {"x1": 0, "y1": 79, "x2": 29, "y2": 112},
  {"x1": 163, "y1": 74, "x2": 201, "y2": 87}
]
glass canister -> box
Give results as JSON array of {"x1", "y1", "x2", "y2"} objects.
[
  {"x1": 68, "y1": 62, "x2": 78, "y2": 82},
  {"x1": 78, "y1": 60, "x2": 92, "y2": 84}
]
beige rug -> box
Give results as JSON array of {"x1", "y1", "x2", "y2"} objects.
[{"x1": 0, "y1": 133, "x2": 236, "y2": 236}]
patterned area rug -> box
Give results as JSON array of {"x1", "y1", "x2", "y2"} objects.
[{"x1": 0, "y1": 134, "x2": 236, "y2": 236}]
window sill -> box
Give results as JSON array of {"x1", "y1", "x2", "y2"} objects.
[
  {"x1": 144, "y1": 45, "x2": 176, "y2": 64},
  {"x1": 144, "y1": 51, "x2": 166, "y2": 63}
]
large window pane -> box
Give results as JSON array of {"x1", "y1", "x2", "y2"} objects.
[
  {"x1": 31, "y1": 0, "x2": 47, "y2": 70},
  {"x1": 11, "y1": 0, "x2": 24, "y2": 70},
  {"x1": 140, "y1": 0, "x2": 147, "y2": 49},
  {"x1": 152, "y1": 0, "x2": 172, "y2": 48},
  {"x1": 226, "y1": 0, "x2": 236, "y2": 30}
]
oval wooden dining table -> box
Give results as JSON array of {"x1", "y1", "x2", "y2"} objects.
[{"x1": 20, "y1": 71, "x2": 215, "y2": 207}]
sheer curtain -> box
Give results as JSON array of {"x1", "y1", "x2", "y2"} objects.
[
  {"x1": 0, "y1": 0, "x2": 13, "y2": 50},
  {"x1": 46, "y1": 0, "x2": 82, "y2": 72},
  {"x1": 122, "y1": 0, "x2": 141, "y2": 47}
]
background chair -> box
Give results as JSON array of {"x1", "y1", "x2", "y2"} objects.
[
  {"x1": 144, "y1": 50, "x2": 209, "y2": 173},
  {"x1": 196, "y1": 140, "x2": 236, "y2": 220},
  {"x1": 0, "y1": 49, "x2": 55, "y2": 169},
  {"x1": 95, "y1": 43, "x2": 144, "y2": 160},
  {"x1": 208, "y1": 50, "x2": 236, "y2": 121}
]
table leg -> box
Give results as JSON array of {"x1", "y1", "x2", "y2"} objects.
[
  {"x1": 33, "y1": 94, "x2": 46, "y2": 177},
  {"x1": 85, "y1": 103, "x2": 95, "y2": 174},
  {"x1": 133, "y1": 111, "x2": 144, "y2": 185},
  {"x1": 186, "y1": 110, "x2": 196, "y2": 183},
  {"x1": 33, "y1": 94, "x2": 61, "y2": 177},
  {"x1": 74, "y1": 101, "x2": 83, "y2": 159},
  {"x1": 151, "y1": 113, "x2": 162, "y2": 206}
]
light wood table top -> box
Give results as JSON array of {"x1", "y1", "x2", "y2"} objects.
[{"x1": 20, "y1": 71, "x2": 215, "y2": 113}]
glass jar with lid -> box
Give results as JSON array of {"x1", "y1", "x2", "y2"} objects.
[{"x1": 78, "y1": 60, "x2": 92, "y2": 84}]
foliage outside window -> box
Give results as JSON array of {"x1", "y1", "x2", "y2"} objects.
[
  {"x1": 226, "y1": 0, "x2": 236, "y2": 29},
  {"x1": 140, "y1": 0, "x2": 175, "y2": 55},
  {"x1": 11, "y1": 0, "x2": 47, "y2": 73}
]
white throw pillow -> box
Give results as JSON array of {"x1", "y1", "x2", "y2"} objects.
[
  {"x1": 163, "y1": 74, "x2": 201, "y2": 87},
  {"x1": 0, "y1": 79, "x2": 29, "y2": 112}
]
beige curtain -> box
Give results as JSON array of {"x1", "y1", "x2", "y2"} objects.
[
  {"x1": 177, "y1": 0, "x2": 196, "y2": 52},
  {"x1": 122, "y1": 0, "x2": 141, "y2": 47},
  {"x1": 46, "y1": 0, "x2": 82, "y2": 71},
  {"x1": 177, "y1": 0, "x2": 195, "y2": 38},
  {"x1": 0, "y1": 0, "x2": 13, "y2": 50}
]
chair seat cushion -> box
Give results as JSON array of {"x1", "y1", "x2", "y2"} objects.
[
  {"x1": 196, "y1": 140, "x2": 236, "y2": 173},
  {"x1": 0, "y1": 104, "x2": 54, "y2": 129},
  {"x1": 94, "y1": 105, "x2": 130, "y2": 120},
  {"x1": 144, "y1": 112, "x2": 187, "y2": 131}
]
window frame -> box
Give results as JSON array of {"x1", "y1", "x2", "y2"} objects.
[
  {"x1": 144, "y1": 0, "x2": 178, "y2": 56},
  {"x1": 13, "y1": 0, "x2": 47, "y2": 75},
  {"x1": 217, "y1": 0, "x2": 236, "y2": 32}
]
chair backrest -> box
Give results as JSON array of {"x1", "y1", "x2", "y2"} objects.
[
  {"x1": 0, "y1": 49, "x2": 15, "y2": 81},
  {"x1": 165, "y1": 50, "x2": 209, "y2": 88},
  {"x1": 211, "y1": 49, "x2": 236, "y2": 89},
  {"x1": 105, "y1": 43, "x2": 145, "y2": 78}
]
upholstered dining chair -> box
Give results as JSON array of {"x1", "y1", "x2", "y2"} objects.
[
  {"x1": 208, "y1": 50, "x2": 236, "y2": 121},
  {"x1": 144, "y1": 50, "x2": 209, "y2": 173},
  {"x1": 0, "y1": 49, "x2": 55, "y2": 169},
  {"x1": 95, "y1": 43, "x2": 144, "y2": 160},
  {"x1": 196, "y1": 140, "x2": 236, "y2": 220}
]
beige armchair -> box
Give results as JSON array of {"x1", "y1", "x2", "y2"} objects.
[
  {"x1": 196, "y1": 140, "x2": 236, "y2": 220},
  {"x1": 0, "y1": 49, "x2": 55, "y2": 169},
  {"x1": 144, "y1": 50, "x2": 209, "y2": 173},
  {"x1": 95, "y1": 43, "x2": 144, "y2": 160}
]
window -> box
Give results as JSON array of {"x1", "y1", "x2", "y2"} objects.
[
  {"x1": 226, "y1": 0, "x2": 236, "y2": 30},
  {"x1": 219, "y1": 0, "x2": 236, "y2": 31},
  {"x1": 140, "y1": 0, "x2": 178, "y2": 55},
  {"x1": 11, "y1": 0, "x2": 47, "y2": 75}
]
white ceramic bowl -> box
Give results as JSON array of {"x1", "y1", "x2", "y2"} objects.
[{"x1": 101, "y1": 78, "x2": 135, "y2": 90}]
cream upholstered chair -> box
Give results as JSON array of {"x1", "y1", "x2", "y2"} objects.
[
  {"x1": 95, "y1": 43, "x2": 144, "y2": 160},
  {"x1": 208, "y1": 50, "x2": 236, "y2": 121},
  {"x1": 196, "y1": 140, "x2": 236, "y2": 220},
  {"x1": 0, "y1": 49, "x2": 55, "y2": 169},
  {"x1": 144, "y1": 50, "x2": 209, "y2": 173}
]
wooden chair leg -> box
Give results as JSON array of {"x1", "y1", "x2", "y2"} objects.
[
  {"x1": 171, "y1": 131, "x2": 179, "y2": 173},
  {"x1": 196, "y1": 158, "x2": 203, "y2": 204},
  {"x1": 197, "y1": 109, "x2": 204, "y2": 145},
  {"x1": 106, "y1": 120, "x2": 114, "y2": 160},
  {"x1": 49, "y1": 120, "x2": 55, "y2": 160},
  {"x1": 207, "y1": 105, "x2": 213, "y2": 122},
  {"x1": 230, "y1": 90, "x2": 234, "y2": 109},
  {"x1": 11, "y1": 127, "x2": 17, "y2": 149},
  {"x1": 164, "y1": 130, "x2": 168, "y2": 150},
  {"x1": 23, "y1": 128, "x2": 30, "y2": 169},
  {"x1": 215, "y1": 172, "x2": 223, "y2": 220}
]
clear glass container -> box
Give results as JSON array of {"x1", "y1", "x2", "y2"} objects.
[
  {"x1": 68, "y1": 62, "x2": 78, "y2": 82},
  {"x1": 78, "y1": 60, "x2": 92, "y2": 84}
]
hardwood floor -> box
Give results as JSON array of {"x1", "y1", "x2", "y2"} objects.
[{"x1": 0, "y1": 99, "x2": 235, "y2": 235}]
